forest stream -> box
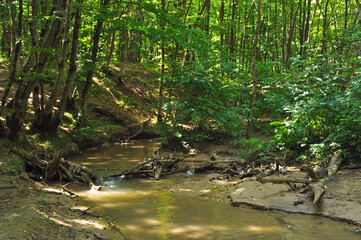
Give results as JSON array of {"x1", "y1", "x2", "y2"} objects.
[{"x1": 68, "y1": 140, "x2": 360, "y2": 240}]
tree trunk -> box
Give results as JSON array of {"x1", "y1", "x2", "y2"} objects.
[
  {"x1": 302, "y1": 0, "x2": 311, "y2": 54},
  {"x1": 78, "y1": 0, "x2": 110, "y2": 126},
  {"x1": 7, "y1": 0, "x2": 66, "y2": 139},
  {"x1": 52, "y1": 0, "x2": 82, "y2": 130},
  {"x1": 0, "y1": 0, "x2": 23, "y2": 112},
  {"x1": 285, "y1": 1, "x2": 300, "y2": 67},
  {"x1": 229, "y1": 0, "x2": 236, "y2": 54},
  {"x1": 0, "y1": 0, "x2": 11, "y2": 56},
  {"x1": 356, "y1": 0, "x2": 361, "y2": 24},
  {"x1": 38, "y1": 0, "x2": 72, "y2": 131},
  {"x1": 321, "y1": 0, "x2": 330, "y2": 54},
  {"x1": 246, "y1": 0, "x2": 262, "y2": 139}
]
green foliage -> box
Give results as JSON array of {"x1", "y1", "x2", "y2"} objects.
[
  {"x1": 63, "y1": 112, "x2": 77, "y2": 128},
  {"x1": 273, "y1": 68, "x2": 361, "y2": 162},
  {"x1": 234, "y1": 137, "x2": 277, "y2": 162},
  {"x1": 73, "y1": 126, "x2": 107, "y2": 142},
  {"x1": 156, "y1": 58, "x2": 246, "y2": 144},
  {"x1": 8, "y1": 156, "x2": 23, "y2": 174}
]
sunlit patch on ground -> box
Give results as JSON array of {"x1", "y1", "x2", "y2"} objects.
[
  {"x1": 75, "y1": 189, "x2": 155, "y2": 202},
  {"x1": 70, "y1": 219, "x2": 104, "y2": 229},
  {"x1": 35, "y1": 209, "x2": 72, "y2": 227}
]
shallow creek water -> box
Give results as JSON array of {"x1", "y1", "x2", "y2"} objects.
[{"x1": 69, "y1": 140, "x2": 360, "y2": 240}]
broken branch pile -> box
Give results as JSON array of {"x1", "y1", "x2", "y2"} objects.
[
  {"x1": 108, "y1": 157, "x2": 183, "y2": 180},
  {"x1": 107, "y1": 156, "x2": 266, "y2": 181}
]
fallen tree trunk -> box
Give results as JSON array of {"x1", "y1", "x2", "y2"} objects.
[
  {"x1": 259, "y1": 177, "x2": 312, "y2": 184},
  {"x1": 310, "y1": 151, "x2": 343, "y2": 203},
  {"x1": 341, "y1": 163, "x2": 361, "y2": 170}
]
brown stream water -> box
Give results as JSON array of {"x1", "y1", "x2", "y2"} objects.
[{"x1": 69, "y1": 140, "x2": 360, "y2": 240}]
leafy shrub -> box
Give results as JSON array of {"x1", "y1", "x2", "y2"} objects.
[{"x1": 273, "y1": 73, "x2": 361, "y2": 161}]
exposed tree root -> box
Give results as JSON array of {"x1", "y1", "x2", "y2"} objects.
[{"x1": 15, "y1": 150, "x2": 97, "y2": 185}]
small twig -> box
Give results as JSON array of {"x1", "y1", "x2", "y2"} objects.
[{"x1": 108, "y1": 222, "x2": 129, "y2": 240}]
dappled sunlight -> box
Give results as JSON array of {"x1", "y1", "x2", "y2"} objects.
[
  {"x1": 99, "y1": 202, "x2": 130, "y2": 208},
  {"x1": 70, "y1": 219, "x2": 104, "y2": 229},
  {"x1": 124, "y1": 224, "x2": 141, "y2": 231},
  {"x1": 178, "y1": 188, "x2": 193, "y2": 192},
  {"x1": 43, "y1": 187, "x2": 63, "y2": 194},
  {"x1": 233, "y1": 187, "x2": 246, "y2": 194},
  {"x1": 201, "y1": 189, "x2": 212, "y2": 194},
  {"x1": 75, "y1": 189, "x2": 155, "y2": 202},
  {"x1": 242, "y1": 225, "x2": 284, "y2": 233},
  {"x1": 134, "y1": 208, "x2": 151, "y2": 214},
  {"x1": 130, "y1": 145, "x2": 145, "y2": 149},
  {"x1": 141, "y1": 218, "x2": 161, "y2": 225},
  {"x1": 35, "y1": 209, "x2": 72, "y2": 227}
]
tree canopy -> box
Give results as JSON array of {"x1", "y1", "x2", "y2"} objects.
[{"x1": 0, "y1": 0, "x2": 360, "y2": 162}]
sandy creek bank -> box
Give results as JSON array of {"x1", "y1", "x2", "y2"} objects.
[
  {"x1": 0, "y1": 173, "x2": 123, "y2": 240},
  {"x1": 158, "y1": 148, "x2": 361, "y2": 228}
]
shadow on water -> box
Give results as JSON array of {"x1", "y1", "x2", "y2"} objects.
[{"x1": 69, "y1": 140, "x2": 360, "y2": 240}]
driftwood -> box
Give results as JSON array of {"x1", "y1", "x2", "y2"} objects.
[
  {"x1": 310, "y1": 151, "x2": 343, "y2": 203},
  {"x1": 108, "y1": 157, "x2": 182, "y2": 180},
  {"x1": 108, "y1": 156, "x2": 251, "y2": 181}
]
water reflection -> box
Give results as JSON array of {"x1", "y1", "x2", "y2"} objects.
[{"x1": 69, "y1": 140, "x2": 360, "y2": 240}]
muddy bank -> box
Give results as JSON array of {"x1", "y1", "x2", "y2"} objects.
[
  {"x1": 0, "y1": 174, "x2": 125, "y2": 240},
  {"x1": 153, "y1": 147, "x2": 361, "y2": 227},
  {"x1": 229, "y1": 168, "x2": 361, "y2": 226}
]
